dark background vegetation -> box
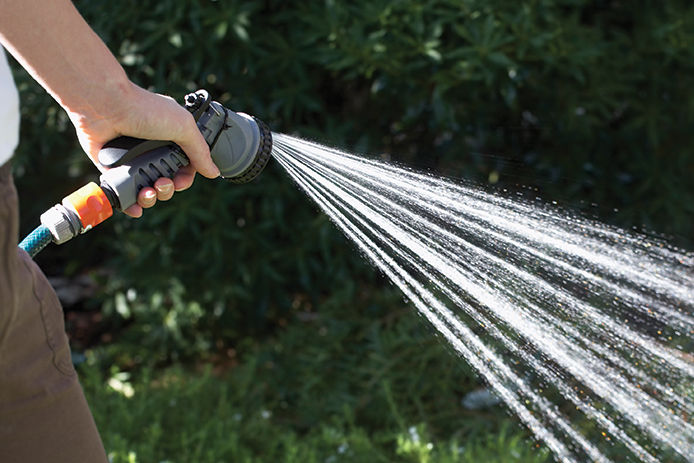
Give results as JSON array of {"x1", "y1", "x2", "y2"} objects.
[{"x1": 10, "y1": 1, "x2": 694, "y2": 461}]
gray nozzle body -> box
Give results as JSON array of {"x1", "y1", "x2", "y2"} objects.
[
  {"x1": 196, "y1": 100, "x2": 272, "y2": 183},
  {"x1": 199, "y1": 102, "x2": 259, "y2": 178},
  {"x1": 97, "y1": 90, "x2": 272, "y2": 211}
]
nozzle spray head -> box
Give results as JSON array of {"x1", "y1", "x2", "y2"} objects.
[
  {"x1": 212, "y1": 112, "x2": 273, "y2": 183},
  {"x1": 189, "y1": 91, "x2": 272, "y2": 183}
]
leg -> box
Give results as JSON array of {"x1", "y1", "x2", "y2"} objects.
[{"x1": 0, "y1": 162, "x2": 107, "y2": 463}]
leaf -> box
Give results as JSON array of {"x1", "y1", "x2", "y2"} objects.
[{"x1": 168, "y1": 32, "x2": 183, "y2": 48}]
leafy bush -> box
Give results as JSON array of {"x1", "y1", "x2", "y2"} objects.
[{"x1": 12, "y1": 0, "x2": 694, "y2": 362}]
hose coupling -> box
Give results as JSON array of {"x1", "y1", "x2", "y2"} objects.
[{"x1": 40, "y1": 182, "x2": 114, "y2": 244}]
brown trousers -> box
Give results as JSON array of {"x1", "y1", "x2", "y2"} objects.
[{"x1": 0, "y1": 162, "x2": 107, "y2": 462}]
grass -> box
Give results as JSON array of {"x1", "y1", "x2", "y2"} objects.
[
  {"x1": 80, "y1": 295, "x2": 551, "y2": 463},
  {"x1": 82, "y1": 366, "x2": 549, "y2": 463}
]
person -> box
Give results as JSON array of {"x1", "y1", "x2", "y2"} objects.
[{"x1": 0, "y1": 1, "x2": 219, "y2": 461}]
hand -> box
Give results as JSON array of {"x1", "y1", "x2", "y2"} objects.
[{"x1": 67, "y1": 82, "x2": 219, "y2": 217}]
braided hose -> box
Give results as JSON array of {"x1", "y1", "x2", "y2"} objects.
[{"x1": 18, "y1": 225, "x2": 53, "y2": 258}]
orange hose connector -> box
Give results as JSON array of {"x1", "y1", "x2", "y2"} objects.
[{"x1": 62, "y1": 182, "x2": 113, "y2": 230}]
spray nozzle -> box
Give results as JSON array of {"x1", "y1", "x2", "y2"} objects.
[
  {"x1": 39, "y1": 89, "x2": 272, "y2": 246},
  {"x1": 190, "y1": 92, "x2": 272, "y2": 183},
  {"x1": 98, "y1": 89, "x2": 272, "y2": 210}
]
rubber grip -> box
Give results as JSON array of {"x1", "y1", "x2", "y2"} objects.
[{"x1": 99, "y1": 145, "x2": 189, "y2": 211}]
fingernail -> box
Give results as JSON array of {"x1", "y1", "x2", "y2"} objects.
[
  {"x1": 157, "y1": 183, "x2": 173, "y2": 194},
  {"x1": 144, "y1": 190, "x2": 156, "y2": 200}
]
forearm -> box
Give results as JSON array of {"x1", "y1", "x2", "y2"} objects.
[
  {"x1": 0, "y1": 0, "x2": 218, "y2": 211},
  {"x1": 0, "y1": 0, "x2": 131, "y2": 121}
]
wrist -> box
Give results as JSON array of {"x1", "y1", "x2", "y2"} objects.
[{"x1": 62, "y1": 71, "x2": 134, "y2": 126}]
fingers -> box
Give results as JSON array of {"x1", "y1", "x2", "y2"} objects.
[
  {"x1": 127, "y1": 172, "x2": 194, "y2": 218},
  {"x1": 134, "y1": 179, "x2": 172, "y2": 209},
  {"x1": 139, "y1": 179, "x2": 174, "y2": 205}
]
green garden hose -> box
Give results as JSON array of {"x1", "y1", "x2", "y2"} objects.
[{"x1": 18, "y1": 224, "x2": 52, "y2": 258}]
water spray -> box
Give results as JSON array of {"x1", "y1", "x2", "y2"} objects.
[{"x1": 19, "y1": 89, "x2": 272, "y2": 257}]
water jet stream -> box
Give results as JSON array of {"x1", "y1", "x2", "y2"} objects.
[{"x1": 271, "y1": 133, "x2": 694, "y2": 462}]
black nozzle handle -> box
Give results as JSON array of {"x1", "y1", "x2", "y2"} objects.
[{"x1": 99, "y1": 144, "x2": 189, "y2": 211}]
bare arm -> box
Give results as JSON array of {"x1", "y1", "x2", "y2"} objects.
[{"x1": 0, "y1": 0, "x2": 219, "y2": 216}]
